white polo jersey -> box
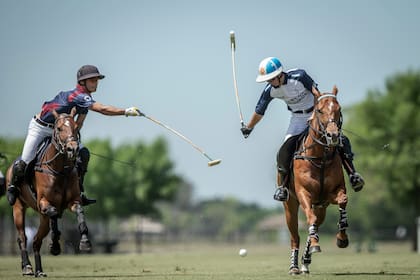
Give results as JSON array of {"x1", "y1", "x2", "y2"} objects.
[{"x1": 254, "y1": 68, "x2": 316, "y2": 140}]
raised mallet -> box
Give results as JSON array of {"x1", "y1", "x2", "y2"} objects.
[
  {"x1": 143, "y1": 114, "x2": 221, "y2": 167},
  {"x1": 230, "y1": 30, "x2": 245, "y2": 128}
]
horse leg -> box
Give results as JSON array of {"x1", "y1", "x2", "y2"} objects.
[
  {"x1": 300, "y1": 195, "x2": 322, "y2": 254},
  {"x1": 335, "y1": 190, "x2": 349, "y2": 248},
  {"x1": 300, "y1": 207, "x2": 325, "y2": 273},
  {"x1": 39, "y1": 198, "x2": 62, "y2": 256},
  {"x1": 301, "y1": 235, "x2": 312, "y2": 274},
  {"x1": 12, "y1": 202, "x2": 34, "y2": 276},
  {"x1": 32, "y1": 215, "x2": 50, "y2": 277},
  {"x1": 49, "y1": 217, "x2": 61, "y2": 255},
  {"x1": 72, "y1": 203, "x2": 92, "y2": 252},
  {"x1": 284, "y1": 198, "x2": 300, "y2": 275}
]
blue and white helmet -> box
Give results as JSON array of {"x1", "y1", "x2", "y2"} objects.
[{"x1": 256, "y1": 57, "x2": 283, "y2": 83}]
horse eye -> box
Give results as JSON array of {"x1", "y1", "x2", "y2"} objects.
[{"x1": 316, "y1": 109, "x2": 323, "y2": 114}]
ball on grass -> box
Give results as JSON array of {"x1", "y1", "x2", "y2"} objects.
[{"x1": 239, "y1": 248, "x2": 247, "y2": 257}]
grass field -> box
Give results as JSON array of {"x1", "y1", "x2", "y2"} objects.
[{"x1": 0, "y1": 242, "x2": 419, "y2": 280}]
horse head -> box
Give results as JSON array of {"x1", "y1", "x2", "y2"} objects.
[
  {"x1": 51, "y1": 107, "x2": 79, "y2": 161},
  {"x1": 310, "y1": 86, "x2": 342, "y2": 147}
]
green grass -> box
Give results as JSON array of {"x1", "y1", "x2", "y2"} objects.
[{"x1": 0, "y1": 242, "x2": 419, "y2": 280}]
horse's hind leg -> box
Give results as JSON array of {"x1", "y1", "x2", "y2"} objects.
[
  {"x1": 335, "y1": 191, "x2": 349, "y2": 248},
  {"x1": 336, "y1": 207, "x2": 349, "y2": 248},
  {"x1": 73, "y1": 203, "x2": 92, "y2": 252},
  {"x1": 284, "y1": 198, "x2": 300, "y2": 275},
  {"x1": 49, "y1": 217, "x2": 61, "y2": 255},
  {"x1": 13, "y1": 202, "x2": 34, "y2": 276}
]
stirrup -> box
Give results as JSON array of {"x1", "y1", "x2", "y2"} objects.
[
  {"x1": 273, "y1": 186, "x2": 289, "y2": 202},
  {"x1": 350, "y1": 172, "x2": 364, "y2": 192}
]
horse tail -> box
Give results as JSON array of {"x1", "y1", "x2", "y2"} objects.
[{"x1": 0, "y1": 169, "x2": 6, "y2": 197}]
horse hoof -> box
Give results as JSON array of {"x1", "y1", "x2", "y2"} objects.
[
  {"x1": 22, "y1": 265, "x2": 34, "y2": 276},
  {"x1": 79, "y1": 239, "x2": 92, "y2": 252},
  {"x1": 300, "y1": 264, "x2": 310, "y2": 274},
  {"x1": 310, "y1": 246, "x2": 321, "y2": 254},
  {"x1": 50, "y1": 243, "x2": 61, "y2": 256},
  {"x1": 337, "y1": 238, "x2": 349, "y2": 248},
  {"x1": 289, "y1": 267, "x2": 300, "y2": 275},
  {"x1": 35, "y1": 271, "x2": 47, "y2": 277}
]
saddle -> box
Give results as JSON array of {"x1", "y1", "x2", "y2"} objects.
[
  {"x1": 21, "y1": 137, "x2": 52, "y2": 200},
  {"x1": 24, "y1": 137, "x2": 52, "y2": 182}
]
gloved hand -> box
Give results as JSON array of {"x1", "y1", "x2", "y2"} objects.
[
  {"x1": 240, "y1": 126, "x2": 253, "y2": 138},
  {"x1": 125, "y1": 107, "x2": 143, "y2": 117}
]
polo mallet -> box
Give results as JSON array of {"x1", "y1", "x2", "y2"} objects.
[
  {"x1": 230, "y1": 30, "x2": 245, "y2": 128},
  {"x1": 142, "y1": 114, "x2": 221, "y2": 167}
]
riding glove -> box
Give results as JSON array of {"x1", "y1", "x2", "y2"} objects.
[
  {"x1": 125, "y1": 107, "x2": 143, "y2": 117},
  {"x1": 240, "y1": 126, "x2": 253, "y2": 138}
]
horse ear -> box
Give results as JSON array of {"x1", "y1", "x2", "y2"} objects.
[
  {"x1": 70, "y1": 107, "x2": 77, "y2": 117},
  {"x1": 332, "y1": 85, "x2": 338, "y2": 95},
  {"x1": 312, "y1": 86, "x2": 321, "y2": 98},
  {"x1": 52, "y1": 110, "x2": 59, "y2": 119}
]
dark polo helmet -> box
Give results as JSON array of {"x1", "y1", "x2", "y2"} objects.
[{"x1": 77, "y1": 65, "x2": 105, "y2": 82}]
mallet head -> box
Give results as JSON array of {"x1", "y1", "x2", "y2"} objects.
[
  {"x1": 230, "y1": 30, "x2": 236, "y2": 50},
  {"x1": 208, "y1": 159, "x2": 222, "y2": 167}
]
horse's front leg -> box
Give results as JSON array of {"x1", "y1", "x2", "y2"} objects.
[
  {"x1": 32, "y1": 215, "x2": 51, "y2": 277},
  {"x1": 71, "y1": 203, "x2": 92, "y2": 252},
  {"x1": 299, "y1": 193, "x2": 322, "y2": 254},
  {"x1": 284, "y1": 197, "x2": 300, "y2": 275},
  {"x1": 335, "y1": 189, "x2": 349, "y2": 248},
  {"x1": 12, "y1": 201, "x2": 34, "y2": 276}
]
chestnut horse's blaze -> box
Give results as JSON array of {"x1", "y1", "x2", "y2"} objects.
[
  {"x1": 284, "y1": 86, "x2": 349, "y2": 275},
  {"x1": 5, "y1": 108, "x2": 92, "y2": 277}
]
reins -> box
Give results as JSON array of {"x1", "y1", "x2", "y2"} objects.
[{"x1": 35, "y1": 114, "x2": 79, "y2": 176}]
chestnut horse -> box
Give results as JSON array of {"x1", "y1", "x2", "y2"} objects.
[
  {"x1": 5, "y1": 108, "x2": 92, "y2": 277},
  {"x1": 284, "y1": 86, "x2": 349, "y2": 274}
]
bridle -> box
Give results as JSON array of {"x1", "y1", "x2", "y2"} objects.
[
  {"x1": 36, "y1": 114, "x2": 79, "y2": 176},
  {"x1": 309, "y1": 94, "x2": 343, "y2": 148},
  {"x1": 52, "y1": 114, "x2": 79, "y2": 158},
  {"x1": 295, "y1": 94, "x2": 343, "y2": 169}
]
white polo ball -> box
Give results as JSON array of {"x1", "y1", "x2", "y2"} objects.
[{"x1": 239, "y1": 248, "x2": 247, "y2": 257}]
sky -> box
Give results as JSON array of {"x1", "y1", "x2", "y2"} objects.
[{"x1": 1, "y1": 0, "x2": 420, "y2": 208}]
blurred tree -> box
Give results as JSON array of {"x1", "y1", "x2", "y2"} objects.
[
  {"x1": 344, "y1": 70, "x2": 420, "y2": 249},
  {"x1": 84, "y1": 137, "x2": 183, "y2": 220}
]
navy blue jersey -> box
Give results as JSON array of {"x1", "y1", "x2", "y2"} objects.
[
  {"x1": 39, "y1": 84, "x2": 95, "y2": 123},
  {"x1": 255, "y1": 69, "x2": 316, "y2": 115}
]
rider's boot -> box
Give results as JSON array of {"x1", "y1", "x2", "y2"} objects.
[
  {"x1": 340, "y1": 136, "x2": 364, "y2": 192},
  {"x1": 274, "y1": 170, "x2": 289, "y2": 202},
  {"x1": 6, "y1": 159, "x2": 27, "y2": 206},
  {"x1": 77, "y1": 147, "x2": 96, "y2": 206}
]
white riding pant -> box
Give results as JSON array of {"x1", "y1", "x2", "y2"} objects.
[
  {"x1": 284, "y1": 112, "x2": 312, "y2": 142},
  {"x1": 21, "y1": 118, "x2": 53, "y2": 164}
]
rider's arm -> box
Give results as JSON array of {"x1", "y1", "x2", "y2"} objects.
[
  {"x1": 246, "y1": 112, "x2": 263, "y2": 129},
  {"x1": 89, "y1": 102, "x2": 125, "y2": 116},
  {"x1": 75, "y1": 113, "x2": 87, "y2": 131}
]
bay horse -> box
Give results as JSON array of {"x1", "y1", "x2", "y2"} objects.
[
  {"x1": 284, "y1": 86, "x2": 349, "y2": 274},
  {"x1": 5, "y1": 108, "x2": 92, "y2": 277}
]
